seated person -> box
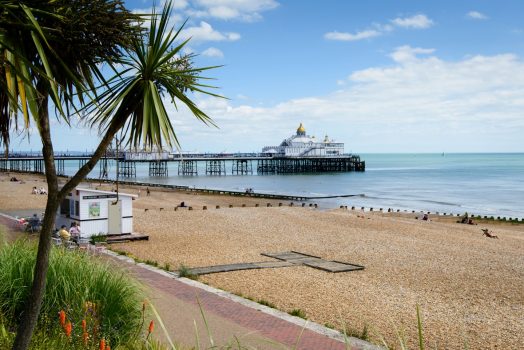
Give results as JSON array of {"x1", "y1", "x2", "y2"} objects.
[
  {"x1": 58, "y1": 225, "x2": 70, "y2": 241},
  {"x1": 27, "y1": 214, "x2": 41, "y2": 232},
  {"x1": 69, "y1": 222, "x2": 81, "y2": 243},
  {"x1": 32, "y1": 187, "x2": 38, "y2": 194}
]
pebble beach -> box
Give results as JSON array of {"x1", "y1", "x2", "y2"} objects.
[{"x1": 1, "y1": 173, "x2": 523, "y2": 349}]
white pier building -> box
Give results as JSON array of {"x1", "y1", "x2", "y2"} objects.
[{"x1": 262, "y1": 123, "x2": 344, "y2": 157}]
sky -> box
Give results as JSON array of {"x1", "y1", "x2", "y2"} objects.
[{"x1": 10, "y1": 0, "x2": 524, "y2": 153}]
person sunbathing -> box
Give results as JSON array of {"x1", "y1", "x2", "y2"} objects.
[{"x1": 481, "y1": 228, "x2": 498, "y2": 239}]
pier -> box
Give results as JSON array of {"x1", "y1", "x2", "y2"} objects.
[{"x1": 0, "y1": 152, "x2": 365, "y2": 177}]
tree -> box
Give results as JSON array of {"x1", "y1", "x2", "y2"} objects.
[{"x1": 0, "y1": 1, "x2": 219, "y2": 349}]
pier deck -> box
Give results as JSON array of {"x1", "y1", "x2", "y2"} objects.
[{"x1": 0, "y1": 152, "x2": 365, "y2": 176}]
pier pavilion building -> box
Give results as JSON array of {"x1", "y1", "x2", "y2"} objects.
[{"x1": 262, "y1": 123, "x2": 344, "y2": 157}]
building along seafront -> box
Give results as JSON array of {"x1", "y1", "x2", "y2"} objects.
[{"x1": 262, "y1": 123, "x2": 344, "y2": 157}]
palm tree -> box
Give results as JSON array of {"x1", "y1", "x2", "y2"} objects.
[{"x1": 1, "y1": 1, "x2": 220, "y2": 349}]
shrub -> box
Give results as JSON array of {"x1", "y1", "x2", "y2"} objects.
[
  {"x1": 89, "y1": 234, "x2": 108, "y2": 245},
  {"x1": 288, "y1": 308, "x2": 307, "y2": 319},
  {"x1": 0, "y1": 239, "x2": 142, "y2": 345},
  {"x1": 257, "y1": 299, "x2": 276, "y2": 308},
  {"x1": 177, "y1": 264, "x2": 197, "y2": 280}
]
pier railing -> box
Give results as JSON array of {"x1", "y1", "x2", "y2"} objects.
[{"x1": 0, "y1": 152, "x2": 365, "y2": 176}]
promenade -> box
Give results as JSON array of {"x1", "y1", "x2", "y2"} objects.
[{"x1": 109, "y1": 252, "x2": 377, "y2": 350}]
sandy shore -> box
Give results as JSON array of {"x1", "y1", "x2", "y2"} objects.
[{"x1": 1, "y1": 173, "x2": 523, "y2": 349}]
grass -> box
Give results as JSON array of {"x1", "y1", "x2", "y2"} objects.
[
  {"x1": 288, "y1": 308, "x2": 307, "y2": 319},
  {"x1": 257, "y1": 299, "x2": 276, "y2": 309},
  {"x1": 177, "y1": 264, "x2": 198, "y2": 280},
  {"x1": 145, "y1": 259, "x2": 159, "y2": 267},
  {"x1": 0, "y1": 237, "x2": 142, "y2": 345},
  {"x1": 345, "y1": 323, "x2": 370, "y2": 342}
]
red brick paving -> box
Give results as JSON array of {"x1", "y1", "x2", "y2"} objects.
[{"x1": 124, "y1": 261, "x2": 368, "y2": 350}]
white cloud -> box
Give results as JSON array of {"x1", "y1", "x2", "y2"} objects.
[
  {"x1": 391, "y1": 14, "x2": 434, "y2": 29},
  {"x1": 189, "y1": 0, "x2": 279, "y2": 21},
  {"x1": 169, "y1": 51, "x2": 524, "y2": 152},
  {"x1": 201, "y1": 47, "x2": 224, "y2": 58},
  {"x1": 325, "y1": 14, "x2": 433, "y2": 43},
  {"x1": 179, "y1": 21, "x2": 240, "y2": 42},
  {"x1": 389, "y1": 45, "x2": 435, "y2": 63},
  {"x1": 324, "y1": 29, "x2": 381, "y2": 41},
  {"x1": 467, "y1": 11, "x2": 488, "y2": 20}
]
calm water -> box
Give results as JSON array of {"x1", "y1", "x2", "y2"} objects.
[{"x1": 66, "y1": 153, "x2": 524, "y2": 218}]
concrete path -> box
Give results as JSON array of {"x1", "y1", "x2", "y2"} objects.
[{"x1": 108, "y1": 252, "x2": 379, "y2": 350}]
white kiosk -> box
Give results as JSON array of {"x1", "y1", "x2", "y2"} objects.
[{"x1": 56, "y1": 187, "x2": 136, "y2": 238}]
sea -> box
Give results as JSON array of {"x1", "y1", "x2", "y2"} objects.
[{"x1": 61, "y1": 153, "x2": 523, "y2": 219}]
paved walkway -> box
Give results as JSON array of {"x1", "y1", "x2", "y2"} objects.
[
  {"x1": 109, "y1": 253, "x2": 379, "y2": 350},
  {"x1": 0, "y1": 212, "x2": 378, "y2": 350}
]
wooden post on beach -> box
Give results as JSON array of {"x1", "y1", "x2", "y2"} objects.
[
  {"x1": 203, "y1": 206, "x2": 207, "y2": 210},
  {"x1": 302, "y1": 203, "x2": 306, "y2": 207},
  {"x1": 216, "y1": 205, "x2": 220, "y2": 209},
  {"x1": 242, "y1": 204, "x2": 246, "y2": 207},
  {"x1": 267, "y1": 203, "x2": 271, "y2": 207},
  {"x1": 279, "y1": 203, "x2": 282, "y2": 207},
  {"x1": 255, "y1": 203, "x2": 259, "y2": 207},
  {"x1": 229, "y1": 204, "x2": 233, "y2": 208}
]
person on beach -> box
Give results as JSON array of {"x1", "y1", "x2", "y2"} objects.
[
  {"x1": 32, "y1": 186, "x2": 38, "y2": 194},
  {"x1": 58, "y1": 225, "x2": 70, "y2": 242},
  {"x1": 482, "y1": 228, "x2": 498, "y2": 239},
  {"x1": 69, "y1": 222, "x2": 81, "y2": 242},
  {"x1": 146, "y1": 187, "x2": 150, "y2": 196}
]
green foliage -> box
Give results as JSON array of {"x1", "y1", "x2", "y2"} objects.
[
  {"x1": 177, "y1": 264, "x2": 197, "y2": 280},
  {"x1": 288, "y1": 309, "x2": 307, "y2": 319},
  {"x1": 89, "y1": 234, "x2": 108, "y2": 245},
  {"x1": 88, "y1": 0, "x2": 222, "y2": 150},
  {"x1": 0, "y1": 239, "x2": 142, "y2": 345},
  {"x1": 0, "y1": 0, "x2": 141, "y2": 149},
  {"x1": 144, "y1": 259, "x2": 158, "y2": 267},
  {"x1": 258, "y1": 299, "x2": 276, "y2": 309},
  {"x1": 346, "y1": 324, "x2": 369, "y2": 342}
]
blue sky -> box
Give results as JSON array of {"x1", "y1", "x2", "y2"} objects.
[{"x1": 11, "y1": 0, "x2": 524, "y2": 153}]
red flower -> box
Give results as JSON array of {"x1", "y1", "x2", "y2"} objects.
[
  {"x1": 83, "y1": 332, "x2": 89, "y2": 346},
  {"x1": 81, "y1": 319, "x2": 87, "y2": 332},
  {"x1": 58, "y1": 310, "x2": 66, "y2": 327},
  {"x1": 64, "y1": 321, "x2": 72, "y2": 337},
  {"x1": 99, "y1": 338, "x2": 106, "y2": 350},
  {"x1": 148, "y1": 320, "x2": 154, "y2": 334}
]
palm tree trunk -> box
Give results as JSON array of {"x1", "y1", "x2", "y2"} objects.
[
  {"x1": 12, "y1": 83, "x2": 58, "y2": 350},
  {"x1": 13, "y1": 89, "x2": 129, "y2": 350}
]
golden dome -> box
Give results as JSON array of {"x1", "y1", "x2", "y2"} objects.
[{"x1": 297, "y1": 123, "x2": 306, "y2": 134}]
